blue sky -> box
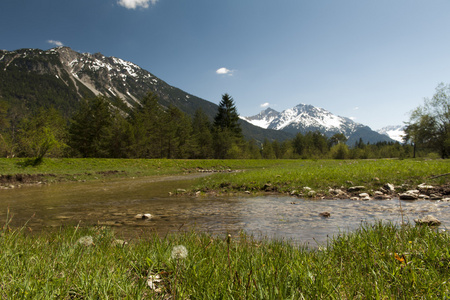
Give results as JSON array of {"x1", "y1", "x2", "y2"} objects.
[{"x1": 1, "y1": 0, "x2": 450, "y2": 130}]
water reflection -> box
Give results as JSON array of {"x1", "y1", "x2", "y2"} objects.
[{"x1": 1, "y1": 176, "x2": 449, "y2": 246}]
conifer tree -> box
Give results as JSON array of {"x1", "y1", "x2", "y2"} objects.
[
  {"x1": 129, "y1": 92, "x2": 164, "y2": 158},
  {"x1": 214, "y1": 93, "x2": 242, "y2": 138},
  {"x1": 191, "y1": 108, "x2": 213, "y2": 158},
  {"x1": 68, "y1": 96, "x2": 113, "y2": 158}
]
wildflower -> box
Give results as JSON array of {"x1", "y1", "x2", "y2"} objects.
[
  {"x1": 171, "y1": 245, "x2": 188, "y2": 260},
  {"x1": 76, "y1": 236, "x2": 94, "y2": 246}
]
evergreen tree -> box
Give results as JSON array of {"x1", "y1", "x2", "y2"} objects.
[
  {"x1": 163, "y1": 105, "x2": 192, "y2": 158},
  {"x1": 213, "y1": 93, "x2": 244, "y2": 158},
  {"x1": 245, "y1": 139, "x2": 262, "y2": 159},
  {"x1": 129, "y1": 92, "x2": 164, "y2": 158},
  {"x1": 214, "y1": 93, "x2": 242, "y2": 138},
  {"x1": 261, "y1": 138, "x2": 276, "y2": 159},
  {"x1": 68, "y1": 96, "x2": 113, "y2": 158},
  {"x1": 108, "y1": 108, "x2": 133, "y2": 158},
  {"x1": 191, "y1": 108, "x2": 213, "y2": 158},
  {"x1": 0, "y1": 101, "x2": 10, "y2": 157}
]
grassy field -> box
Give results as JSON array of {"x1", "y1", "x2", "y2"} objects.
[
  {"x1": 1, "y1": 219, "x2": 449, "y2": 299},
  {"x1": 1, "y1": 158, "x2": 449, "y2": 298},
  {"x1": 192, "y1": 159, "x2": 450, "y2": 197},
  {"x1": 1, "y1": 158, "x2": 448, "y2": 197}
]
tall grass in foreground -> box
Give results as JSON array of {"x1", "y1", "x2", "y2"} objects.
[{"x1": 1, "y1": 221, "x2": 449, "y2": 299}]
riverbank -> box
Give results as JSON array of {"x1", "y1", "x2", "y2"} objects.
[
  {"x1": 1, "y1": 220, "x2": 449, "y2": 299},
  {"x1": 1, "y1": 158, "x2": 449, "y2": 200}
]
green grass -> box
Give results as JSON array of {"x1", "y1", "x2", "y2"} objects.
[
  {"x1": 1, "y1": 220, "x2": 449, "y2": 299},
  {"x1": 1, "y1": 158, "x2": 449, "y2": 298},
  {"x1": 1, "y1": 158, "x2": 448, "y2": 197},
  {"x1": 0, "y1": 158, "x2": 272, "y2": 184},
  {"x1": 193, "y1": 159, "x2": 450, "y2": 196}
]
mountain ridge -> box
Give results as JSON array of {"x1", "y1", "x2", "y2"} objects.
[
  {"x1": 242, "y1": 105, "x2": 393, "y2": 145},
  {"x1": 0, "y1": 46, "x2": 293, "y2": 143}
]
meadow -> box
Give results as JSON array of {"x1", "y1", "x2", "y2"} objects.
[
  {"x1": 1, "y1": 219, "x2": 449, "y2": 299},
  {"x1": 1, "y1": 158, "x2": 449, "y2": 298},
  {"x1": 1, "y1": 158, "x2": 448, "y2": 197}
]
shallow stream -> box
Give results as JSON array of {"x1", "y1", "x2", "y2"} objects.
[{"x1": 1, "y1": 175, "x2": 449, "y2": 246}]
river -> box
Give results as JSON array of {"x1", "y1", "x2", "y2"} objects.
[{"x1": 1, "y1": 175, "x2": 449, "y2": 247}]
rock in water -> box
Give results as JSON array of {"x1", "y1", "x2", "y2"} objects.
[
  {"x1": 414, "y1": 215, "x2": 441, "y2": 226},
  {"x1": 319, "y1": 212, "x2": 331, "y2": 218},
  {"x1": 134, "y1": 213, "x2": 152, "y2": 219}
]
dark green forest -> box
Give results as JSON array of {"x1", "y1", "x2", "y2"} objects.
[{"x1": 0, "y1": 92, "x2": 420, "y2": 161}]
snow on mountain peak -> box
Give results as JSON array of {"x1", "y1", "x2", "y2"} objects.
[
  {"x1": 241, "y1": 103, "x2": 394, "y2": 144},
  {"x1": 376, "y1": 125, "x2": 406, "y2": 143}
]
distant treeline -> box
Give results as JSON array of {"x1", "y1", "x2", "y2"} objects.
[{"x1": 0, "y1": 92, "x2": 417, "y2": 160}]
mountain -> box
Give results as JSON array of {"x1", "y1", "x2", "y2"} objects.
[
  {"x1": 0, "y1": 47, "x2": 292, "y2": 142},
  {"x1": 241, "y1": 105, "x2": 394, "y2": 145},
  {"x1": 376, "y1": 125, "x2": 405, "y2": 143}
]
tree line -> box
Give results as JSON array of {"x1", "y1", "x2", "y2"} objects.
[
  {"x1": 0, "y1": 92, "x2": 422, "y2": 161},
  {"x1": 404, "y1": 82, "x2": 450, "y2": 159}
]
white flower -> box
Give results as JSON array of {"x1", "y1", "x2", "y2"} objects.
[
  {"x1": 76, "y1": 236, "x2": 94, "y2": 246},
  {"x1": 171, "y1": 245, "x2": 188, "y2": 260}
]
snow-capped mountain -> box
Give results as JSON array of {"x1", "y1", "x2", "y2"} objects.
[
  {"x1": 0, "y1": 47, "x2": 219, "y2": 117},
  {"x1": 0, "y1": 46, "x2": 293, "y2": 142},
  {"x1": 242, "y1": 105, "x2": 393, "y2": 145},
  {"x1": 376, "y1": 125, "x2": 405, "y2": 143}
]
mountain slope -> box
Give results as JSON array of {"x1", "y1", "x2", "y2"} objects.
[
  {"x1": 377, "y1": 125, "x2": 405, "y2": 143},
  {"x1": 242, "y1": 105, "x2": 393, "y2": 145},
  {"x1": 0, "y1": 47, "x2": 291, "y2": 142}
]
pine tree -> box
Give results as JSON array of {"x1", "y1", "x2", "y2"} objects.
[
  {"x1": 191, "y1": 108, "x2": 213, "y2": 158},
  {"x1": 214, "y1": 93, "x2": 242, "y2": 138},
  {"x1": 68, "y1": 96, "x2": 113, "y2": 158},
  {"x1": 129, "y1": 92, "x2": 164, "y2": 158}
]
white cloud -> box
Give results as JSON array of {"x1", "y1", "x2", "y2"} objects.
[
  {"x1": 349, "y1": 116, "x2": 356, "y2": 120},
  {"x1": 216, "y1": 67, "x2": 233, "y2": 76},
  {"x1": 117, "y1": 0, "x2": 158, "y2": 9},
  {"x1": 47, "y1": 40, "x2": 63, "y2": 47},
  {"x1": 261, "y1": 102, "x2": 270, "y2": 108},
  {"x1": 353, "y1": 106, "x2": 359, "y2": 110}
]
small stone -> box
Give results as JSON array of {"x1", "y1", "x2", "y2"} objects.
[
  {"x1": 348, "y1": 186, "x2": 366, "y2": 192},
  {"x1": 430, "y1": 194, "x2": 443, "y2": 200},
  {"x1": 374, "y1": 191, "x2": 384, "y2": 196},
  {"x1": 135, "y1": 213, "x2": 152, "y2": 219},
  {"x1": 384, "y1": 183, "x2": 395, "y2": 192},
  {"x1": 399, "y1": 193, "x2": 418, "y2": 200},
  {"x1": 418, "y1": 183, "x2": 434, "y2": 190},
  {"x1": 329, "y1": 188, "x2": 344, "y2": 195},
  {"x1": 406, "y1": 190, "x2": 419, "y2": 194},
  {"x1": 414, "y1": 215, "x2": 441, "y2": 226},
  {"x1": 359, "y1": 193, "x2": 370, "y2": 198},
  {"x1": 373, "y1": 194, "x2": 391, "y2": 200},
  {"x1": 350, "y1": 197, "x2": 360, "y2": 201},
  {"x1": 307, "y1": 190, "x2": 316, "y2": 197},
  {"x1": 319, "y1": 212, "x2": 331, "y2": 217}
]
